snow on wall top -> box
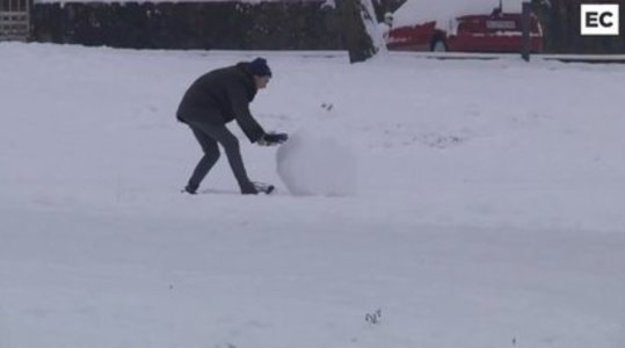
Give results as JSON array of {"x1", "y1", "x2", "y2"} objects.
[{"x1": 34, "y1": 0, "x2": 322, "y2": 4}]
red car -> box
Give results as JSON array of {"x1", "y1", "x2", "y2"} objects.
[{"x1": 386, "y1": 8, "x2": 544, "y2": 53}]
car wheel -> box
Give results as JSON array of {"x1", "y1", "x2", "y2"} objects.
[{"x1": 431, "y1": 40, "x2": 447, "y2": 52}]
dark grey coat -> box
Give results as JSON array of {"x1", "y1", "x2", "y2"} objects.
[{"x1": 176, "y1": 62, "x2": 265, "y2": 143}]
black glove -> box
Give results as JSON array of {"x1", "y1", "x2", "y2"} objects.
[{"x1": 258, "y1": 132, "x2": 288, "y2": 146}]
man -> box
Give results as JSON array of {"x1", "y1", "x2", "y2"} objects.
[{"x1": 176, "y1": 57, "x2": 288, "y2": 195}]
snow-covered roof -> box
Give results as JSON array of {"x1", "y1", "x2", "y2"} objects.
[{"x1": 392, "y1": 0, "x2": 524, "y2": 31}]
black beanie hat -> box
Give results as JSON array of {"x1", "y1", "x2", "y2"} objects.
[{"x1": 249, "y1": 57, "x2": 272, "y2": 77}]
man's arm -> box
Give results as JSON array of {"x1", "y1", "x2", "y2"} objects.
[{"x1": 227, "y1": 83, "x2": 265, "y2": 143}]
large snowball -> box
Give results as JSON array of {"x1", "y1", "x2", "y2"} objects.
[{"x1": 276, "y1": 128, "x2": 358, "y2": 196}]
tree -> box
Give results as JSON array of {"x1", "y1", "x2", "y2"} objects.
[{"x1": 337, "y1": 0, "x2": 386, "y2": 63}]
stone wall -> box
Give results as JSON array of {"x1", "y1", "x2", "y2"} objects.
[{"x1": 31, "y1": 1, "x2": 345, "y2": 49}]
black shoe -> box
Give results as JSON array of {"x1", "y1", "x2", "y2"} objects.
[
  {"x1": 182, "y1": 185, "x2": 197, "y2": 195},
  {"x1": 253, "y1": 181, "x2": 275, "y2": 194},
  {"x1": 240, "y1": 182, "x2": 259, "y2": 195}
]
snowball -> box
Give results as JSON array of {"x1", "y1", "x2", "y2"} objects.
[{"x1": 276, "y1": 128, "x2": 358, "y2": 196}]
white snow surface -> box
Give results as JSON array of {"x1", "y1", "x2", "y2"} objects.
[{"x1": 1, "y1": 43, "x2": 625, "y2": 348}]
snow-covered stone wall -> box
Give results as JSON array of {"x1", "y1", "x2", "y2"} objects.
[{"x1": 31, "y1": 1, "x2": 344, "y2": 49}]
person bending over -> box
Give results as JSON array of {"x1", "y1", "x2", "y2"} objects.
[{"x1": 176, "y1": 57, "x2": 287, "y2": 195}]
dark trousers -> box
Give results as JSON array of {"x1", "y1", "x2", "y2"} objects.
[{"x1": 185, "y1": 121, "x2": 251, "y2": 191}]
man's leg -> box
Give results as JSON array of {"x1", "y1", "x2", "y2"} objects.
[
  {"x1": 186, "y1": 125, "x2": 220, "y2": 193},
  {"x1": 190, "y1": 122, "x2": 256, "y2": 194}
]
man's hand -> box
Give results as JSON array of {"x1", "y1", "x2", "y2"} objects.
[{"x1": 258, "y1": 132, "x2": 288, "y2": 146}]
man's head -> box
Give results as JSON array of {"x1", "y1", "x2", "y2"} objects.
[{"x1": 249, "y1": 57, "x2": 272, "y2": 89}]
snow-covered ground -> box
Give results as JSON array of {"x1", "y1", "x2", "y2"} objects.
[{"x1": 1, "y1": 43, "x2": 624, "y2": 348}]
